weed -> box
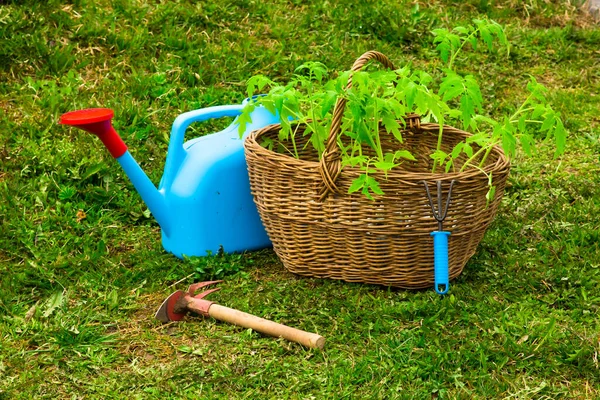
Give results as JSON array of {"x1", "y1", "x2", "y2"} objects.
[{"x1": 186, "y1": 249, "x2": 254, "y2": 282}]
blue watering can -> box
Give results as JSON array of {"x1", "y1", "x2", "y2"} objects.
[{"x1": 60, "y1": 101, "x2": 279, "y2": 258}]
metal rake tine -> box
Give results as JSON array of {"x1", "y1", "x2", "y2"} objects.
[
  {"x1": 187, "y1": 280, "x2": 223, "y2": 296},
  {"x1": 438, "y1": 180, "x2": 456, "y2": 221},
  {"x1": 193, "y1": 287, "x2": 221, "y2": 300},
  {"x1": 422, "y1": 181, "x2": 438, "y2": 220},
  {"x1": 423, "y1": 180, "x2": 456, "y2": 229}
]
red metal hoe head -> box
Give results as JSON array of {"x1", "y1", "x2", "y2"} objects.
[
  {"x1": 154, "y1": 281, "x2": 223, "y2": 323},
  {"x1": 154, "y1": 290, "x2": 187, "y2": 323}
]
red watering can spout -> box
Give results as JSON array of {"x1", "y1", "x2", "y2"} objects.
[
  {"x1": 60, "y1": 107, "x2": 172, "y2": 236},
  {"x1": 60, "y1": 108, "x2": 128, "y2": 158}
]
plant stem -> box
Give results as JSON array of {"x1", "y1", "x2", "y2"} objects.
[
  {"x1": 448, "y1": 30, "x2": 479, "y2": 70},
  {"x1": 373, "y1": 101, "x2": 384, "y2": 162},
  {"x1": 458, "y1": 145, "x2": 488, "y2": 173},
  {"x1": 477, "y1": 145, "x2": 494, "y2": 169},
  {"x1": 432, "y1": 124, "x2": 444, "y2": 173},
  {"x1": 509, "y1": 119, "x2": 543, "y2": 125},
  {"x1": 307, "y1": 73, "x2": 325, "y2": 157},
  {"x1": 279, "y1": 103, "x2": 301, "y2": 158},
  {"x1": 509, "y1": 95, "x2": 534, "y2": 120},
  {"x1": 290, "y1": 123, "x2": 300, "y2": 159}
]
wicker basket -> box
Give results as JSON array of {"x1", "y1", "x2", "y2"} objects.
[{"x1": 244, "y1": 51, "x2": 510, "y2": 289}]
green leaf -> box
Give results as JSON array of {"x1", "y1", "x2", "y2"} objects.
[
  {"x1": 435, "y1": 41, "x2": 451, "y2": 63},
  {"x1": 81, "y1": 163, "x2": 106, "y2": 181},
  {"x1": 352, "y1": 118, "x2": 375, "y2": 149},
  {"x1": 432, "y1": 28, "x2": 450, "y2": 39},
  {"x1": 430, "y1": 149, "x2": 448, "y2": 166},
  {"x1": 418, "y1": 71, "x2": 433, "y2": 85},
  {"x1": 246, "y1": 75, "x2": 274, "y2": 98},
  {"x1": 469, "y1": 34, "x2": 478, "y2": 50},
  {"x1": 527, "y1": 77, "x2": 548, "y2": 102},
  {"x1": 260, "y1": 137, "x2": 275, "y2": 151},
  {"x1": 374, "y1": 161, "x2": 396, "y2": 171},
  {"x1": 532, "y1": 104, "x2": 547, "y2": 119},
  {"x1": 426, "y1": 94, "x2": 445, "y2": 125},
  {"x1": 441, "y1": 86, "x2": 464, "y2": 102},
  {"x1": 295, "y1": 61, "x2": 328, "y2": 82},
  {"x1": 554, "y1": 117, "x2": 567, "y2": 156},
  {"x1": 405, "y1": 81, "x2": 418, "y2": 110},
  {"x1": 320, "y1": 90, "x2": 338, "y2": 118},
  {"x1": 451, "y1": 142, "x2": 464, "y2": 159},
  {"x1": 278, "y1": 117, "x2": 291, "y2": 142},
  {"x1": 393, "y1": 150, "x2": 416, "y2": 161},
  {"x1": 471, "y1": 115, "x2": 497, "y2": 128},
  {"x1": 490, "y1": 21, "x2": 508, "y2": 48},
  {"x1": 447, "y1": 33, "x2": 461, "y2": 49},
  {"x1": 540, "y1": 113, "x2": 555, "y2": 132},
  {"x1": 372, "y1": 70, "x2": 397, "y2": 85},
  {"x1": 385, "y1": 97, "x2": 405, "y2": 117},
  {"x1": 519, "y1": 134, "x2": 535, "y2": 156},
  {"x1": 361, "y1": 186, "x2": 374, "y2": 200},
  {"x1": 479, "y1": 25, "x2": 493, "y2": 50},
  {"x1": 343, "y1": 155, "x2": 368, "y2": 168},
  {"x1": 366, "y1": 176, "x2": 385, "y2": 195},
  {"x1": 460, "y1": 95, "x2": 474, "y2": 129},
  {"x1": 415, "y1": 88, "x2": 430, "y2": 114},
  {"x1": 501, "y1": 127, "x2": 517, "y2": 158},
  {"x1": 236, "y1": 103, "x2": 255, "y2": 138},
  {"x1": 307, "y1": 125, "x2": 324, "y2": 153},
  {"x1": 463, "y1": 142, "x2": 473, "y2": 157},
  {"x1": 440, "y1": 72, "x2": 462, "y2": 89},
  {"x1": 518, "y1": 114, "x2": 527, "y2": 133},
  {"x1": 464, "y1": 75, "x2": 483, "y2": 109},
  {"x1": 453, "y1": 26, "x2": 469, "y2": 35},
  {"x1": 445, "y1": 159, "x2": 454, "y2": 173},
  {"x1": 348, "y1": 174, "x2": 367, "y2": 194},
  {"x1": 382, "y1": 114, "x2": 401, "y2": 142},
  {"x1": 43, "y1": 291, "x2": 64, "y2": 318},
  {"x1": 261, "y1": 98, "x2": 277, "y2": 116},
  {"x1": 303, "y1": 124, "x2": 314, "y2": 137}
]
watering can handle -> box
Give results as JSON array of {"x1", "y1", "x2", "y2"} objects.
[
  {"x1": 168, "y1": 104, "x2": 245, "y2": 151},
  {"x1": 164, "y1": 104, "x2": 245, "y2": 177}
]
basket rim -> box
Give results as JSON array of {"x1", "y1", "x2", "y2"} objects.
[{"x1": 245, "y1": 121, "x2": 510, "y2": 181}]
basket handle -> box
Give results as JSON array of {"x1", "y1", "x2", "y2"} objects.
[{"x1": 318, "y1": 51, "x2": 421, "y2": 200}]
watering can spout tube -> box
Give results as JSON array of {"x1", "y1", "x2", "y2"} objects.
[{"x1": 116, "y1": 151, "x2": 171, "y2": 236}]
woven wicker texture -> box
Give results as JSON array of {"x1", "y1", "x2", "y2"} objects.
[{"x1": 244, "y1": 51, "x2": 510, "y2": 289}]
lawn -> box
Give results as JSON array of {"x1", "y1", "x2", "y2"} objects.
[{"x1": 1, "y1": 0, "x2": 599, "y2": 398}]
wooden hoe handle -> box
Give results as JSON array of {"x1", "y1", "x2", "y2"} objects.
[
  {"x1": 170, "y1": 282, "x2": 326, "y2": 350},
  {"x1": 208, "y1": 304, "x2": 325, "y2": 349}
]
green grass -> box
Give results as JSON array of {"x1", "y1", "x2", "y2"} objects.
[{"x1": 1, "y1": 0, "x2": 599, "y2": 398}]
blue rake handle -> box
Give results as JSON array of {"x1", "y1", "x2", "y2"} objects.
[{"x1": 431, "y1": 231, "x2": 451, "y2": 295}]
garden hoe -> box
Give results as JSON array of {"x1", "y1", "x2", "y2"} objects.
[{"x1": 155, "y1": 281, "x2": 325, "y2": 349}]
